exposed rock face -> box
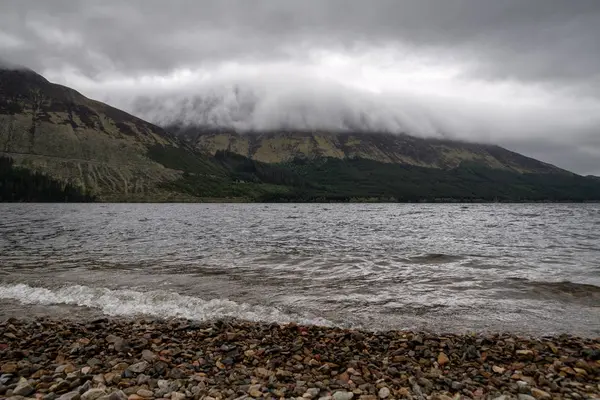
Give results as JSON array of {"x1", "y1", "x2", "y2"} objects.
[
  {"x1": 0, "y1": 68, "x2": 190, "y2": 201},
  {"x1": 172, "y1": 127, "x2": 564, "y2": 174}
]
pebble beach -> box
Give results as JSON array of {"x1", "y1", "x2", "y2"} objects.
[{"x1": 1, "y1": 318, "x2": 599, "y2": 400}]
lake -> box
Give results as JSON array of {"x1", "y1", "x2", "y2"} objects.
[{"x1": 0, "y1": 203, "x2": 599, "y2": 336}]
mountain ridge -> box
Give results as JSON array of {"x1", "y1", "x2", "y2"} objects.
[
  {"x1": 1, "y1": 67, "x2": 600, "y2": 202},
  {"x1": 0, "y1": 67, "x2": 196, "y2": 201},
  {"x1": 169, "y1": 126, "x2": 566, "y2": 174}
]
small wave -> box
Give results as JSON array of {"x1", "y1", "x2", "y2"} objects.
[
  {"x1": 407, "y1": 253, "x2": 463, "y2": 264},
  {"x1": 504, "y1": 278, "x2": 600, "y2": 306},
  {"x1": 528, "y1": 280, "x2": 600, "y2": 298},
  {"x1": 462, "y1": 260, "x2": 502, "y2": 270},
  {"x1": 0, "y1": 283, "x2": 331, "y2": 326},
  {"x1": 506, "y1": 277, "x2": 600, "y2": 293}
]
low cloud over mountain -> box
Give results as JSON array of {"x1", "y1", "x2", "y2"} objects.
[{"x1": 1, "y1": 0, "x2": 599, "y2": 174}]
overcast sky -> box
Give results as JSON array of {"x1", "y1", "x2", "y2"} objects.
[{"x1": 1, "y1": 0, "x2": 599, "y2": 175}]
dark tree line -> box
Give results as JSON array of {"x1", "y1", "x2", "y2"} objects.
[
  {"x1": 0, "y1": 156, "x2": 94, "y2": 202},
  {"x1": 278, "y1": 158, "x2": 600, "y2": 202}
]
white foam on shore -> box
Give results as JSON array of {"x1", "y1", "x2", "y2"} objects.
[{"x1": 0, "y1": 283, "x2": 332, "y2": 326}]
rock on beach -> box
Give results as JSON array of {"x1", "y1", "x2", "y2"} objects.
[{"x1": 0, "y1": 317, "x2": 599, "y2": 400}]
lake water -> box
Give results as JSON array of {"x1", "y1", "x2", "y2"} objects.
[{"x1": 0, "y1": 203, "x2": 599, "y2": 336}]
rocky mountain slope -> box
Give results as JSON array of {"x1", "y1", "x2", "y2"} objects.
[
  {"x1": 0, "y1": 67, "x2": 324, "y2": 202},
  {"x1": 0, "y1": 68, "x2": 201, "y2": 201},
  {"x1": 170, "y1": 127, "x2": 564, "y2": 174}
]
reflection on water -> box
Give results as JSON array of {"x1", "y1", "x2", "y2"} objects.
[{"x1": 0, "y1": 203, "x2": 599, "y2": 336}]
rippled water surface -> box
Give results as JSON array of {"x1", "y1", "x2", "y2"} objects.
[{"x1": 0, "y1": 203, "x2": 599, "y2": 336}]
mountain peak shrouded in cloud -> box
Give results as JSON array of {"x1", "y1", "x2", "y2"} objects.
[
  {"x1": 1, "y1": 0, "x2": 599, "y2": 175},
  {"x1": 0, "y1": 58, "x2": 25, "y2": 71},
  {"x1": 129, "y1": 79, "x2": 441, "y2": 136},
  {"x1": 123, "y1": 70, "x2": 600, "y2": 153}
]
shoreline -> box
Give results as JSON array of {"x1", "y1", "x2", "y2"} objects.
[
  {"x1": 3, "y1": 201, "x2": 600, "y2": 204},
  {"x1": 1, "y1": 318, "x2": 599, "y2": 400}
]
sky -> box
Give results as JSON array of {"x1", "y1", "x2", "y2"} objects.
[{"x1": 0, "y1": 0, "x2": 599, "y2": 175}]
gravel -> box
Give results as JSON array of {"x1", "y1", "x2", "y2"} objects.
[{"x1": 0, "y1": 317, "x2": 599, "y2": 399}]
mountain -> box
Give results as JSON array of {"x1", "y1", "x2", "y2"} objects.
[
  {"x1": 165, "y1": 127, "x2": 600, "y2": 202},
  {"x1": 2, "y1": 67, "x2": 600, "y2": 202},
  {"x1": 0, "y1": 67, "x2": 328, "y2": 202},
  {"x1": 0, "y1": 67, "x2": 184, "y2": 200},
  {"x1": 0, "y1": 68, "x2": 250, "y2": 201},
  {"x1": 172, "y1": 128, "x2": 563, "y2": 174}
]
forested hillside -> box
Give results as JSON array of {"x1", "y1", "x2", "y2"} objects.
[{"x1": 0, "y1": 156, "x2": 94, "y2": 202}]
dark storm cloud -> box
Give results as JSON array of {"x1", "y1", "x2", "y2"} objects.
[
  {"x1": 0, "y1": 0, "x2": 599, "y2": 174},
  {"x1": 2, "y1": 0, "x2": 600, "y2": 86}
]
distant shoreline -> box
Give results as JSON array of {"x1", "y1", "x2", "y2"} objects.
[{"x1": 2, "y1": 200, "x2": 600, "y2": 204}]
